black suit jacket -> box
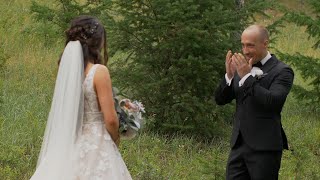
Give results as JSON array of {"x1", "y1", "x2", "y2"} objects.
[{"x1": 215, "y1": 55, "x2": 294, "y2": 151}]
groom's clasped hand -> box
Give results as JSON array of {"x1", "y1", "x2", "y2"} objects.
[{"x1": 225, "y1": 50, "x2": 254, "y2": 79}]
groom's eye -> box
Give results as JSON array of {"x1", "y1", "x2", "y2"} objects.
[{"x1": 242, "y1": 44, "x2": 255, "y2": 49}]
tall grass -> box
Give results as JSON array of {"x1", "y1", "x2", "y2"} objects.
[
  {"x1": 0, "y1": 0, "x2": 319, "y2": 179},
  {"x1": 268, "y1": 11, "x2": 320, "y2": 180}
]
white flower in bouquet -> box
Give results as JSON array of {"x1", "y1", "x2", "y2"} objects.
[{"x1": 112, "y1": 87, "x2": 145, "y2": 139}]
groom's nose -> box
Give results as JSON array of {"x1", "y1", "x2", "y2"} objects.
[{"x1": 242, "y1": 46, "x2": 249, "y2": 55}]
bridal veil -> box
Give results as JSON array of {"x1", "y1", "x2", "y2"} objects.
[{"x1": 31, "y1": 41, "x2": 84, "y2": 180}]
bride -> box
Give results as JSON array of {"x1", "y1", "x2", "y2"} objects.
[{"x1": 30, "y1": 15, "x2": 132, "y2": 180}]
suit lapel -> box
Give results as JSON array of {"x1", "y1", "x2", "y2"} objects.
[{"x1": 261, "y1": 55, "x2": 278, "y2": 74}]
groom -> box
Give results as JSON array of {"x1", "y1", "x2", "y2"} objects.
[{"x1": 215, "y1": 25, "x2": 294, "y2": 179}]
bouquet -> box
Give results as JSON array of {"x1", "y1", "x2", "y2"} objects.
[{"x1": 113, "y1": 87, "x2": 145, "y2": 139}]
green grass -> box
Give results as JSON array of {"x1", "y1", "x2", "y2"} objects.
[{"x1": 0, "y1": 0, "x2": 319, "y2": 179}]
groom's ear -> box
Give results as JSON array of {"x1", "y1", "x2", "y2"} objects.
[{"x1": 263, "y1": 40, "x2": 269, "y2": 48}]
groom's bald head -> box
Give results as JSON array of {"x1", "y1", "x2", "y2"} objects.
[{"x1": 243, "y1": 25, "x2": 269, "y2": 42}]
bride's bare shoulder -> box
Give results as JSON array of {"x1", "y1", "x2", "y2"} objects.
[
  {"x1": 96, "y1": 64, "x2": 109, "y2": 73},
  {"x1": 94, "y1": 64, "x2": 111, "y2": 83}
]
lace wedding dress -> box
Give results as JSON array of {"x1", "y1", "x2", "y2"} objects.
[
  {"x1": 73, "y1": 64, "x2": 132, "y2": 179},
  {"x1": 30, "y1": 41, "x2": 131, "y2": 180}
]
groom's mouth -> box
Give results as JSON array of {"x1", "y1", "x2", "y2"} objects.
[{"x1": 245, "y1": 55, "x2": 252, "y2": 61}]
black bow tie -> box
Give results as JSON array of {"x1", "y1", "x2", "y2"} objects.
[{"x1": 252, "y1": 61, "x2": 263, "y2": 68}]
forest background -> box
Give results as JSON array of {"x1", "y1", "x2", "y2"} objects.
[{"x1": 0, "y1": 0, "x2": 319, "y2": 179}]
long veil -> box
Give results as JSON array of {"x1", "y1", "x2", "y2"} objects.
[{"x1": 30, "y1": 41, "x2": 84, "y2": 180}]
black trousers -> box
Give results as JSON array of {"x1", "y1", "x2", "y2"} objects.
[{"x1": 226, "y1": 133, "x2": 282, "y2": 180}]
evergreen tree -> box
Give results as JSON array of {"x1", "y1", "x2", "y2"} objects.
[
  {"x1": 109, "y1": 0, "x2": 275, "y2": 137},
  {"x1": 280, "y1": 0, "x2": 320, "y2": 112},
  {"x1": 30, "y1": 0, "x2": 113, "y2": 44},
  {"x1": 30, "y1": 0, "x2": 276, "y2": 137}
]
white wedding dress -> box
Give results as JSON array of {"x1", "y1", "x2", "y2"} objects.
[
  {"x1": 30, "y1": 41, "x2": 132, "y2": 180},
  {"x1": 73, "y1": 64, "x2": 132, "y2": 179}
]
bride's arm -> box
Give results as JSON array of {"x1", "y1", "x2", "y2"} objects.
[{"x1": 94, "y1": 65, "x2": 120, "y2": 146}]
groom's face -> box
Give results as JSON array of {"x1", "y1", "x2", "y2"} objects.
[{"x1": 241, "y1": 30, "x2": 268, "y2": 64}]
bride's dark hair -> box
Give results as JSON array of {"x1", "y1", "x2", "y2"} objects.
[{"x1": 61, "y1": 15, "x2": 108, "y2": 67}]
